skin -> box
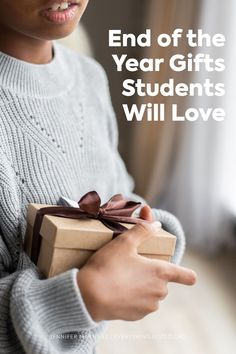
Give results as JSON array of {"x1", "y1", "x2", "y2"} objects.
[
  {"x1": 0, "y1": 1, "x2": 197, "y2": 322},
  {"x1": 78, "y1": 214, "x2": 197, "y2": 322},
  {"x1": 0, "y1": 0, "x2": 89, "y2": 63}
]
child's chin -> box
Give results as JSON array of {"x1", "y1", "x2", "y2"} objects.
[{"x1": 39, "y1": 22, "x2": 80, "y2": 41}]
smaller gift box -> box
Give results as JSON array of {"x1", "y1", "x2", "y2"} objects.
[{"x1": 24, "y1": 192, "x2": 176, "y2": 278}]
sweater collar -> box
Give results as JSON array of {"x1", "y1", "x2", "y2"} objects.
[{"x1": 0, "y1": 41, "x2": 75, "y2": 98}]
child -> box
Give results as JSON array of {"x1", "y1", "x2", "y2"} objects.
[{"x1": 0, "y1": 1, "x2": 196, "y2": 353}]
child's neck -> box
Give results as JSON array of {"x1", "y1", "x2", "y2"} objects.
[{"x1": 0, "y1": 25, "x2": 53, "y2": 64}]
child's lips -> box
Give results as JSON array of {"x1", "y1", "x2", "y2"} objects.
[{"x1": 40, "y1": 3, "x2": 79, "y2": 24}]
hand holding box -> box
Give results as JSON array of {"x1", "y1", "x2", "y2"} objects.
[{"x1": 24, "y1": 191, "x2": 176, "y2": 278}]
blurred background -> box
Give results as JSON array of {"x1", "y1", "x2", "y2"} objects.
[{"x1": 58, "y1": 0, "x2": 236, "y2": 353}]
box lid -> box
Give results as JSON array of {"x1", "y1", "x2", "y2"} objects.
[{"x1": 27, "y1": 203, "x2": 176, "y2": 256}]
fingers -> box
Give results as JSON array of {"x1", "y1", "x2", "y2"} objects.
[
  {"x1": 139, "y1": 205, "x2": 154, "y2": 222},
  {"x1": 156, "y1": 261, "x2": 197, "y2": 285},
  {"x1": 119, "y1": 220, "x2": 162, "y2": 248}
]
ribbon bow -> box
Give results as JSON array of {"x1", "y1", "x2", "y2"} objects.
[{"x1": 31, "y1": 191, "x2": 142, "y2": 264}]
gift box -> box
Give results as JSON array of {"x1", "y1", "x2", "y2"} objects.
[{"x1": 24, "y1": 192, "x2": 176, "y2": 278}]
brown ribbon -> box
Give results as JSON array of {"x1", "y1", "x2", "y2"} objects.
[{"x1": 31, "y1": 191, "x2": 142, "y2": 264}]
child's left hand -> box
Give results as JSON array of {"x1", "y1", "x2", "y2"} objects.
[{"x1": 139, "y1": 205, "x2": 154, "y2": 222}]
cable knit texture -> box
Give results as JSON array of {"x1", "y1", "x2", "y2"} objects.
[{"x1": 0, "y1": 41, "x2": 185, "y2": 354}]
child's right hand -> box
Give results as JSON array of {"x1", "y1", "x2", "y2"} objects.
[{"x1": 77, "y1": 221, "x2": 197, "y2": 322}]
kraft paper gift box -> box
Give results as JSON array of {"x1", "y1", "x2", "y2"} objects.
[{"x1": 24, "y1": 202, "x2": 176, "y2": 278}]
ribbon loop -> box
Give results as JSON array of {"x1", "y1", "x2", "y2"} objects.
[{"x1": 78, "y1": 191, "x2": 101, "y2": 215}]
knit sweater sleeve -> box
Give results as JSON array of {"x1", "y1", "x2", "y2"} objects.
[
  {"x1": 0, "y1": 148, "x2": 103, "y2": 353},
  {"x1": 98, "y1": 65, "x2": 186, "y2": 265}
]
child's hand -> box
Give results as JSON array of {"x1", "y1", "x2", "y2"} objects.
[{"x1": 77, "y1": 220, "x2": 197, "y2": 322}]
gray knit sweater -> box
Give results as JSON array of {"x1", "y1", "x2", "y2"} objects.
[{"x1": 0, "y1": 41, "x2": 185, "y2": 354}]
